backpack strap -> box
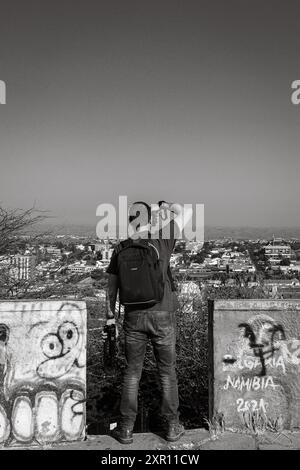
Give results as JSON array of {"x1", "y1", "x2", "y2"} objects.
[
  {"x1": 147, "y1": 242, "x2": 160, "y2": 261},
  {"x1": 116, "y1": 238, "x2": 155, "y2": 253},
  {"x1": 114, "y1": 239, "x2": 132, "y2": 255},
  {"x1": 117, "y1": 298, "x2": 121, "y2": 320}
]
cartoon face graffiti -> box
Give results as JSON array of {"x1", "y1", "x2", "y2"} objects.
[
  {"x1": 0, "y1": 301, "x2": 87, "y2": 446},
  {"x1": 239, "y1": 314, "x2": 285, "y2": 360},
  {"x1": 38, "y1": 320, "x2": 83, "y2": 379}
]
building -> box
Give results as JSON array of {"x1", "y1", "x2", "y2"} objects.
[
  {"x1": 185, "y1": 241, "x2": 203, "y2": 254},
  {"x1": 170, "y1": 253, "x2": 182, "y2": 267},
  {"x1": 46, "y1": 246, "x2": 62, "y2": 258},
  {"x1": 264, "y1": 238, "x2": 292, "y2": 264},
  {"x1": 101, "y1": 247, "x2": 114, "y2": 262},
  {"x1": 10, "y1": 255, "x2": 36, "y2": 280},
  {"x1": 279, "y1": 287, "x2": 300, "y2": 299},
  {"x1": 75, "y1": 244, "x2": 85, "y2": 251},
  {"x1": 264, "y1": 278, "x2": 300, "y2": 289},
  {"x1": 0, "y1": 255, "x2": 10, "y2": 267},
  {"x1": 280, "y1": 262, "x2": 300, "y2": 273},
  {"x1": 68, "y1": 263, "x2": 96, "y2": 275}
]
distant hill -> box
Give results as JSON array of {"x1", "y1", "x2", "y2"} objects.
[
  {"x1": 204, "y1": 226, "x2": 300, "y2": 240},
  {"x1": 30, "y1": 222, "x2": 300, "y2": 241}
]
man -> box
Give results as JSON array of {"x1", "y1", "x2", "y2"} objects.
[{"x1": 105, "y1": 200, "x2": 192, "y2": 444}]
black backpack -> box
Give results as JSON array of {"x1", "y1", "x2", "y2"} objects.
[{"x1": 115, "y1": 239, "x2": 164, "y2": 307}]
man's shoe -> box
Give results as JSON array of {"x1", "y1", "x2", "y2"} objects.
[
  {"x1": 111, "y1": 426, "x2": 133, "y2": 445},
  {"x1": 165, "y1": 422, "x2": 185, "y2": 442}
]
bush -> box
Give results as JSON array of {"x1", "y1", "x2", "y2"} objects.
[
  {"x1": 86, "y1": 297, "x2": 209, "y2": 433},
  {"x1": 86, "y1": 286, "x2": 269, "y2": 433}
]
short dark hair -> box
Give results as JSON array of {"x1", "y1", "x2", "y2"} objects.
[{"x1": 128, "y1": 201, "x2": 151, "y2": 227}]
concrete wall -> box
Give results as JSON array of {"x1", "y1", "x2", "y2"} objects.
[
  {"x1": 209, "y1": 300, "x2": 300, "y2": 430},
  {"x1": 0, "y1": 300, "x2": 87, "y2": 446}
]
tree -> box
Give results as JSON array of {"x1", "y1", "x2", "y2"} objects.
[
  {"x1": 0, "y1": 206, "x2": 47, "y2": 254},
  {"x1": 0, "y1": 205, "x2": 48, "y2": 298}
]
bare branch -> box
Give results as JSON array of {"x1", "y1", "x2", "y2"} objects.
[{"x1": 0, "y1": 205, "x2": 50, "y2": 255}]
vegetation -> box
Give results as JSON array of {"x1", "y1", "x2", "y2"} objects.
[
  {"x1": 85, "y1": 296, "x2": 209, "y2": 434},
  {"x1": 0, "y1": 205, "x2": 48, "y2": 255},
  {"x1": 0, "y1": 205, "x2": 49, "y2": 298}
]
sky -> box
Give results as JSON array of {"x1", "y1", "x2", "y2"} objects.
[{"x1": 0, "y1": 0, "x2": 299, "y2": 228}]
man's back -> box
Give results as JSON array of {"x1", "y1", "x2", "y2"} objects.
[{"x1": 107, "y1": 219, "x2": 179, "y2": 313}]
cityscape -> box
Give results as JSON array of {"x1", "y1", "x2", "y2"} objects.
[
  {"x1": 1, "y1": 0, "x2": 300, "y2": 453},
  {"x1": 1, "y1": 228, "x2": 300, "y2": 305}
]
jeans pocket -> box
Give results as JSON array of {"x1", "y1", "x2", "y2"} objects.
[
  {"x1": 154, "y1": 311, "x2": 173, "y2": 332},
  {"x1": 124, "y1": 312, "x2": 140, "y2": 331}
]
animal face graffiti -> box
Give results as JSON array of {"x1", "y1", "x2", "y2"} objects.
[
  {"x1": 214, "y1": 300, "x2": 300, "y2": 431},
  {"x1": 0, "y1": 301, "x2": 87, "y2": 446},
  {"x1": 239, "y1": 314, "x2": 285, "y2": 361},
  {"x1": 222, "y1": 314, "x2": 287, "y2": 376}
]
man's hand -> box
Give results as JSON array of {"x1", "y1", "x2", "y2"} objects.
[
  {"x1": 101, "y1": 318, "x2": 119, "y2": 340},
  {"x1": 158, "y1": 202, "x2": 193, "y2": 233},
  {"x1": 106, "y1": 309, "x2": 115, "y2": 320}
]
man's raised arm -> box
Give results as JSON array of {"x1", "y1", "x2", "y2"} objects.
[{"x1": 157, "y1": 201, "x2": 193, "y2": 238}]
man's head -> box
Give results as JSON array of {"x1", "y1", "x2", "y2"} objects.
[{"x1": 128, "y1": 201, "x2": 151, "y2": 237}]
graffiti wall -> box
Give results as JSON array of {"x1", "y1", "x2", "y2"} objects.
[
  {"x1": 0, "y1": 300, "x2": 87, "y2": 447},
  {"x1": 209, "y1": 300, "x2": 300, "y2": 430}
]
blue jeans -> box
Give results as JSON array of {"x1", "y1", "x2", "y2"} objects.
[{"x1": 120, "y1": 310, "x2": 179, "y2": 428}]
